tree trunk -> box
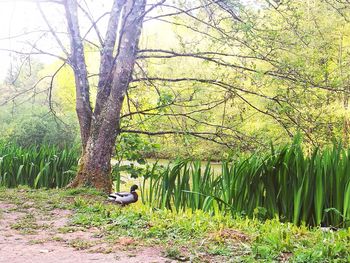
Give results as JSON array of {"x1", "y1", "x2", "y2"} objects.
[
  {"x1": 66, "y1": 0, "x2": 146, "y2": 193},
  {"x1": 70, "y1": 134, "x2": 116, "y2": 193},
  {"x1": 64, "y1": 0, "x2": 93, "y2": 150},
  {"x1": 72, "y1": 148, "x2": 113, "y2": 193}
]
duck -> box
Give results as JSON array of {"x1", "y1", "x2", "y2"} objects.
[{"x1": 108, "y1": 185, "x2": 139, "y2": 205}]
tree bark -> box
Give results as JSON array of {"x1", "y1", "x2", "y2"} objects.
[
  {"x1": 66, "y1": 0, "x2": 146, "y2": 193},
  {"x1": 64, "y1": 0, "x2": 93, "y2": 150}
]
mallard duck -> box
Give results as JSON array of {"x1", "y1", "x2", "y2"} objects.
[{"x1": 108, "y1": 185, "x2": 139, "y2": 205}]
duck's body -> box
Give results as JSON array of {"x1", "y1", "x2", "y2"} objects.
[{"x1": 108, "y1": 185, "x2": 138, "y2": 205}]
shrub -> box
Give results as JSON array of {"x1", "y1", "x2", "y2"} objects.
[{"x1": 0, "y1": 105, "x2": 79, "y2": 148}]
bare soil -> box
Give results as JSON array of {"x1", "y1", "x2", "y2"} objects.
[{"x1": 0, "y1": 201, "x2": 171, "y2": 263}]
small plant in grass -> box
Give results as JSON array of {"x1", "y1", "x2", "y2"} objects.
[
  {"x1": 28, "y1": 239, "x2": 46, "y2": 245},
  {"x1": 58, "y1": 226, "x2": 81, "y2": 234},
  {"x1": 163, "y1": 246, "x2": 189, "y2": 261},
  {"x1": 10, "y1": 213, "x2": 47, "y2": 234},
  {"x1": 68, "y1": 238, "x2": 94, "y2": 250},
  {"x1": 207, "y1": 244, "x2": 233, "y2": 257}
]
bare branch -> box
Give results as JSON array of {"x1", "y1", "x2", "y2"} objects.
[
  {"x1": 77, "y1": 1, "x2": 104, "y2": 46},
  {"x1": 0, "y1": 76, "x2": 51, "y2": 106},
  {"x1": 37, "y1": 2, "x2": 69, "y2": 57},
  {"x1": 120, "y1": 129, "x2": 234, "y2": 148},
  {"x1": 47, "y1": 62, "x2": 66, "y2": 114},
  {"x1": 137, "y1": 50, "x2": 349, "y2": 93},
  {"x1": 132, "y1": 77, "x2": 285, "y2": 102}
]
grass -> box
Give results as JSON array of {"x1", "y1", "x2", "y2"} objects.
[
  {"x1": 141, "y1": 138, "x2": 350, "y2": 227},
  {"x1": 0, "y1": 142, "x2": 78, "y2": 188},
  {"x1": 68, "y1": 239, "x2": 95, "y2": 250},
  {"x1": 2, "y1": 139, "x2": 350, "y2": 229},
  {"x1": 10, "y1": 213, "x2": 46, "y2": 234},
  {"x1": 0, "y1": 187, "x2": 349, "y2": 262}
]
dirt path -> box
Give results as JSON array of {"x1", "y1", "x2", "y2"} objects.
[{"x1": 0, "y1": 201, "x2": 171, "y2": 263}]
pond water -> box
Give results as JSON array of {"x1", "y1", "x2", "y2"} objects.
[
  {"x1": 114, "y1": 158, "x2": 223, "y2": 174},
  {"x1": 112, "y1": 158, "x2": 224, "y2": 191}
]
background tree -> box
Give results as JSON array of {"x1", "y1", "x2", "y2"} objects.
[{"x1": 1, "y1": 0, "x2": 350, "y2": 192}]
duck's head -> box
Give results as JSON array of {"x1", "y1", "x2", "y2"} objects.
[{"x1": 130, "y1": 185, "x2": 138, "y2": 192}]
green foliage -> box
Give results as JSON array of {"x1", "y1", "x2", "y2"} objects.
[
  {"x1": 157, "y1": 91, "x2": 174, "y2": 108},
  {"x1": 115, "y1": 133, "x2": 158, "y2": 164},
  {"x1": 10, "y1": 115, "x2": 77, "y2": 148},
  {"x1": 4, "y1": 0, "x2": 350, "y2": 161},
  {"x1": 0, "y1": 105, "x2": 78, "y2": 148},
  {"x1": 0, "y1": 142, "x2": 79, "y2": 188},
  {"x1": 59, "y1": 190, "x2": 350, "y2": 262},
  {"x1": 0, "y1": 188, "x2": 349, "y2": 262},
  {"x1": 112, "y1": 134, "x2": 159, "y2": 191},
  {"x1": 140, "y1": 139, "x2": 350, "y2": 227}
]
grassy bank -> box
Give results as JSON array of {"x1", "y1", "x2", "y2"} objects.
[
  {"x1": 140, "y1": 141, "x2": 350, "y2": 228},
  {"x1": 1, "y1": 141, "x2": 350, "y2": 228},
  {"x1": 0, "y1": 187, "x2": 349, "y2": 262}
]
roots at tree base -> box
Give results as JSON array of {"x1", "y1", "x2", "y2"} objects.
[{"x1": 67, "y1": 159, "x2": 112, "y2": 194}]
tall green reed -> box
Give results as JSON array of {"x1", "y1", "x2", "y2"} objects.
[
  {"x1": 140, "y1": 141, "x2": 350, "y2": 227},
  {"x1": 0, "y1": 142, "x2": 78, "y2": 188}
]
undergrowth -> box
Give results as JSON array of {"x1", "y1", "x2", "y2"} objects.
[{"x1": 0, "y1": 187, "x2": 349, "y2": 262}]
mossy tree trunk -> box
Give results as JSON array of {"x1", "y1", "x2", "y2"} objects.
[{"x1": 64, "y1": 0, "x2": 146, "y2": 193}]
